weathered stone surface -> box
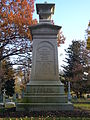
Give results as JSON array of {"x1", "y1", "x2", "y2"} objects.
[
  {"x1": 16, "y1": 2, "x2": 73, "y2": 111},
  {"x1": 17, "y1": 102, "x2": 73, "y2": 111},
  {"x1": 29, "y1": 24, "x2": 60, "y2": 82}
]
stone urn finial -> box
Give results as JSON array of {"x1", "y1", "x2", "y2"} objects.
[{"x1": 36, "y1": 2, "x2": 55, "y2": 23}]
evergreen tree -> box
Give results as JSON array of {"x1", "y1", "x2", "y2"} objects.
[
  {"x1": 63, "y1": 40, "x2": 90, "y2": 98},
  {"x1": 4, "y1": 79, "x2": 15, "y2": 97}
]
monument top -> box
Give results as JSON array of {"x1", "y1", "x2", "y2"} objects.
[{"x1": 36, "y1": 2, "x2": 55, "y2": 21}]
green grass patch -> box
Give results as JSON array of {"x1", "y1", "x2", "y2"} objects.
[
  {"x1": 74, "y1": 103, "x2": 90, "y2": 110},
  {"x1": 72, "y1": 98, "x2": 90, "y2": 103},
  {"x1": 0, "y1": 117, "x2": 90, "y2": 120}
]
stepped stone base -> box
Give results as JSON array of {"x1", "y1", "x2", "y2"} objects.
[
  {"x1": 16, "y1": 81, "x2": 73, "y2": 111},
  {"x1": 17, "y1": 102, "x2": 73, "y2": 111}
]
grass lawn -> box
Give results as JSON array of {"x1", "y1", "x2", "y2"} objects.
[
  {"x1": 74, "y1": 103, "x2": 90, "y2": 111},
  {"x1": 72, "y1": 98, "x2": 90, "y2": 103}
]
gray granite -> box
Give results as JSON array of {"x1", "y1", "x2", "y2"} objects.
[{"x1": 16, "y1": 2, "x2": 73, "y2": 111}]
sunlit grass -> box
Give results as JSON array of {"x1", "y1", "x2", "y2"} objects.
[
  {"x1": 74, "y1": 103, "x2": 90, "y2": 110},
  {"x1": 72, "y1": 98, "x2": 90, "y2": 103}
]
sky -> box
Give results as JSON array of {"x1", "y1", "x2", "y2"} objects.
[{"x1": 33, "y1": 0, "x2": 90, "y2": 69}]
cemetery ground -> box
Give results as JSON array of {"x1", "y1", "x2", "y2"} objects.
[{"x1": 0, "y1": 98, "x2": 90, "y2": 119}]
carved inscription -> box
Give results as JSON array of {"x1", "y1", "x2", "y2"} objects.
[
  {"x1": 36, "y1": 47, "x2": 52, "y2": 61},
  {"x1": 32, "y1": 87, "x2": 54, "y2": 93},
  {"x1": 35, "y1": 42, "x2": 55, "y2": 75}
]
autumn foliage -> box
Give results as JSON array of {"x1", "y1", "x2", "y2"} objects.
[
  {"x1": 57, "y1": 30, "x2": 65, "y2": 47},
  {"x1": 0, "y1": 0, "x2": 37, "y2": 62},
  {"x1": 0, "y1": 0, "x2": 37, "y2": 39}
]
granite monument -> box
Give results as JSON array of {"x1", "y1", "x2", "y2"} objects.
[{"x1": 17, "y1": 2, "x2": 73, "y2": 111}]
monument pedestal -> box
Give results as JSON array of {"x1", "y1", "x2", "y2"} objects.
[
  {"x1": 16, "y1": 2, "x2": 73, "y2": 111},
  {"x1": 17, "y1": 80, "x2": 73, "y2": 111}
]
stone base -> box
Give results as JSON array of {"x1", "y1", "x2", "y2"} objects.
[
  {"x1": 16, "y1": 81, "x2": 73, "y2": 111},
  {"x1": 16, "y1": 102, "x2": 73, "y2": 111}
]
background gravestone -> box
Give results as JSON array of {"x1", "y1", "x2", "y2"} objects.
[{"x1": 16, "y1": 2, "x2": 73, "y2": 111}]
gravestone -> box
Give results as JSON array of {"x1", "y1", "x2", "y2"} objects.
[{"x1": 17, "y1": 2, "x2": 73, "y2": 111}]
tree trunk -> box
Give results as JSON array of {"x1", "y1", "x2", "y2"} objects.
[
  {"x1": 76, "y1": 92, "x2": 79, "y2": 98},
  {"x1": 80, "y1": 92, "x2": 83, "y2": 98}
]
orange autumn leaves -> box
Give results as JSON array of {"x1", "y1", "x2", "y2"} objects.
[
  {"x1": 0, "y1": 0, "x2": 37, "y2": 40},
  {"x1": 57, "y1": 30, "x2": 65, "y2": 47}
]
